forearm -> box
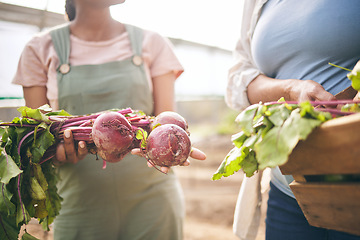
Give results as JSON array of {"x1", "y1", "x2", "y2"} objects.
[
  {"x1": 152, "y1": 72, "x2": 176, "y2": 115},
  {"x1": 247, "y1": 74, "x2": 336, "y2": 104},
  {"x1": 23, "y1": 86, "x2": 49, "y2": 108},
  {"x1": 247, "y1": 74, "x2": 293, "y2": 104}
]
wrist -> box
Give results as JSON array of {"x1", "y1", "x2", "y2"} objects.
[{"x1": 283, "y1": 79, "x2": 298, "y2": 101}]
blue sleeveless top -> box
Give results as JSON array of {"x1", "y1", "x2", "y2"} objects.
[{"x1": 251, "y1": 0, "x2": 360, "y2": 197}]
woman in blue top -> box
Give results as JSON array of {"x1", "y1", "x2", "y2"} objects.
[{"x1": 227, "y1": 0, "x2": 360, "y2": 239}]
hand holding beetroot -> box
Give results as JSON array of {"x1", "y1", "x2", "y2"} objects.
[
  {"x1": 45, "y1": 108, "x2": 206, "y2": 170},
  {"x1": 132, "y1": 111, "x2": 206, "y2": 173}
]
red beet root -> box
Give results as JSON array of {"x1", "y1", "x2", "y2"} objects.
[
  {"x1": 151, "y1": 111, "x2": 189, "y2": 133},
  {"x1": 92, "y1": 111, "x2": 134, "y2": 162},
  {"x1": 145, "y1": 124, "x2": 191, "y2": 167}
]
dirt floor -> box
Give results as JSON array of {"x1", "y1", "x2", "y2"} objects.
[
  {"x1": 20, "y1": 132, "x2": 267, "y2": 240},
  {"x1": 176, "y1": 132, "x2": 267, "y2": 240}
]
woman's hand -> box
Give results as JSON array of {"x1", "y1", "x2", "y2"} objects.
[
  {"x1": 248, "y1": 75, "x2": 336, "y2": 104},
  {"x1": 286, "y1": 79, "x2": 336, "y2": 102},
  {"x1": 131, "y1": 147, "x2": 206, "y2": 173},
  {"x1": 55, "y1": 129, "x2": 88, "y2": 165}
]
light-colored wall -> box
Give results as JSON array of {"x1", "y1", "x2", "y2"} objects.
[{"x1": 0, "y1": 3, "x2": 233, "y2": 100}]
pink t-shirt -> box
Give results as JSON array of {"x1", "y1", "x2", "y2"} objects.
[{"x1": 12, "y1": 26, "x2": 184, "y2": 110}]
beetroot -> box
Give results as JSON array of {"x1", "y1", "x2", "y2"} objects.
[
  {"x1": 91, "y1": 111, "x2": 134, "y2": 162},
  {"x1": 145, "y1": 124, "x2": 191, "y2": 167},
  {"x1": 151, "y1": 111, "x2": 189, "y2": 133}
]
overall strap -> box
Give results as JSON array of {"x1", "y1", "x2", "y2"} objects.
[
  {"x1": 50, "y1": 23, "x2": 142, "y2": 65},
  {"x1": 125, "y1": 24, "x2": 143, "y2": 56},
  {"x1": 49, "y1": 23, "x2": 71, "y2": 67}
]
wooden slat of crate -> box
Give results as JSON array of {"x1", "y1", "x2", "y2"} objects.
[
  {"x1": 281, "y1": 113, "x2": 360, "y2": 176},
  {"x1": 278, "y1": 113, "x2": 360, "y2": 235},
  {"x1": 290, "y1": 182, "x2": 360, "y2": 236}
]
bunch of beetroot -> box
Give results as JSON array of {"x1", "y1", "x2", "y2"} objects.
[{"x1": 0, "y1": 106, "x2": 192, "y2": 168}]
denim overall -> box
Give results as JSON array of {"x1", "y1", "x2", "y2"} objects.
[{"x1": 50, "y1": 24, "x2": 184, "y2": 240}]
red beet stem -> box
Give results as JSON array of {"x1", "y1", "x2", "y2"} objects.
[{"x1": 264, "y1": 99, "x2": 360, "y2": 106}]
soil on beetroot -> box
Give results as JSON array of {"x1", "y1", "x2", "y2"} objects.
[{"x1": 19, "y1": 134, "x2": 267, "y2": 240}]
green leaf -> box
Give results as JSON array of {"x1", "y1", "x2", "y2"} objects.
[
  {"x1": 33, "y1": 200, "x2": 48, "y2": 219},
  {"x1": 231, "y1": 131, "x2": 247, "y2": 148},
  {"x1": 32, "y1": 164, "x2": 48, "y2": 191},
  {"x1": 37, "y1": 104, "x2": 52, "y2": 113},
  {"x1": 17, "y1": 106, "x2": 50, "y2": 124},
  {"x1": 0, "y1": 183, "x2": 16, "y2": 216},
  {"x1": 243, "y1": 134, "x2": 260, "y2": 149},
  {"x1": 240, "y1": 150, "x2": 258, "y2": 177},
  {"x1": 255, "y1": 109, "x2": 321, "y2": 170},
  {"x1": 259, "y1": 117, "x2": 274, "y2": 137},
  {"x1": 0, "y1": 150, "x2": 22, "y2": 184},
  {"x1": 135, "y1": 128, "x2": 148, "y2": 149},
  {"x1": 16, "y1": 201, "x2": 31, "y2": 227},
  {"x1": 45, "y1": 109, "x2": 71, "y2": 117},
  {"x1": 298, "y1": 101, "x2": 331, "y2": 122},
  {"x1": 39, "y1": 161, "x2": 62, "y2": 230},
  {"x1": 30, "y1": 128, "x2": 55, "y2": 164},
  {"x1": 0, "y1": 214, "x2": 20, "y2": 240},
  {"x1": 212, "y1": 146, "x2": 248, "y2": 180},
  {"x1": 267, "y1": 104, "x2": 292, "y2": 126},
  {"x1": 29, "y1": 177, "x2": 46, "y2": 201},
  {"x1": 21, "y1": 231, "x2": 40, "y2": 240},
  {"x1": 347, "y1": 61, "x2": 360, "y2": 91},
  {"x1": 235, "y1": 104, "x2": 259, "y2": 136},
  {"x1": 40, "y1": 189, "x2": 62, "y2": 231},
  {"x1": 342, "y1": 103, "x2": 360, "y2": 112}
]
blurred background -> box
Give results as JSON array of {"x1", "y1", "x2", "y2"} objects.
[
  {"x1": 0, "y1": 0, "x2": 244, "y2": 131},
  {"x1": 0, "y1": 0, "x2": 242, "y2": 101},
  {"x1": 0, "y1": 1, "x2": 267, "y2": 239}
]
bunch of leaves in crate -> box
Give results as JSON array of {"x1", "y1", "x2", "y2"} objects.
[{"x1": 212, "y1": 99, "x2": 360, "y2": 180}]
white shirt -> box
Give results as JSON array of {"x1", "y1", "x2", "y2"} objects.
[
  {"x1": 226, "y1": 0, "x2": 268, "y2": 111},
  {"x1": 229, "y1": 1, "x2": 270, "y2": 240}
]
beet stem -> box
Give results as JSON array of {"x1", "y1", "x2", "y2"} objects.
[
  {"x1": 264, "y1": 99, "x2": 360, "y2": 106},
  {"x1": 146, "y1": 159, "x2": 167, "y2": 174}
]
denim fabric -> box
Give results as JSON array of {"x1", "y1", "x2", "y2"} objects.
[{"x1": 266, "y1": 182, "x2": 360, "y2": 240}]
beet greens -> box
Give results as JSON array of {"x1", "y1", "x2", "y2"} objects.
[{"x1": 212, "y1": 99, "x2": 360, "y2": 180}]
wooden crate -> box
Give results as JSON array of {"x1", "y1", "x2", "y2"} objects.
[{"x1": 279, "y1": 112, "x2": 360, "y2": 236}]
